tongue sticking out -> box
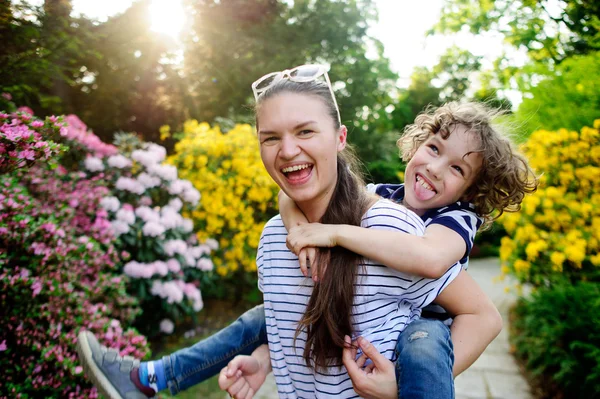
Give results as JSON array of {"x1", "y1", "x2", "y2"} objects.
[
  {"x1": 414, "y1": 179, "x2": 436, "y2": 201},
  {"x1": 286, "y1": 167, "x2": 312, "y2": 182}
]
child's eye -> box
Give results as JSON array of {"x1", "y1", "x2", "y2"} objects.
[
  {"x1": 452, "y1": 165, "x2": 464, "y2": 175},
  {"x1": 428, "y1": 144, "x2": 439, "y2": 154}
]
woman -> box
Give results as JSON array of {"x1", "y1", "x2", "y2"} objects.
[{"x1": 218, "y1": 65, "x2": 499, "y2": 398}]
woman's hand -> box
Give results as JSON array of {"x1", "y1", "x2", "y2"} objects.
[
  {"x1": 343, "y1": 335, "x2": 398, "y2": 399},
  {"x1": 218, "y1": 354, "x2": 268, "y2": 399}
]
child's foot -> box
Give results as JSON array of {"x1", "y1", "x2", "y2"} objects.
[{"x1": 77, "y1": 330, "x2": 156, "y2": 399}]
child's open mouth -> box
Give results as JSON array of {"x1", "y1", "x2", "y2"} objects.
[
  {"x1": 415, "y1": 173, "x2": 436, "y2": 201},
  {"x1": 281, "y1": 163, "x2": 313, "y2": 184}
]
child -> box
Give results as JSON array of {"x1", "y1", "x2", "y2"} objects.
[
  {"x1": 77, "y1": 101, "x2": 537, "y2": 398},
  {"x1": 281, "y1": 101, "x2": 538, "y2": 389}
]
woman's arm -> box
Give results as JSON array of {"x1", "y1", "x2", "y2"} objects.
[
  {"x1": 287, "y1": 222, "x2": 466, "y2": 279},
  {"x1": 433, "y1": 270, "x2": 503, "y2": 376}
]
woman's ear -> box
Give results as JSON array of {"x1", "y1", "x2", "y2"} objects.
[{"x1": 337, "y1": 125, "x2": 348, "y2": 152}]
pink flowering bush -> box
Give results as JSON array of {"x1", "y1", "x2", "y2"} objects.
[
  {"x1": 0, "y1": 109, "x2": 66, "y2": 173},
  {"x1": 80, "y1": 135, "x2": 213, "y2": 335},
  {"x1": 0, "y1": 164, "x2": 150, "y2": 397}
]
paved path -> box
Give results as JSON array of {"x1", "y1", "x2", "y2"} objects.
[{"x1": 247, "y1": 257, "x2": 533, "y2": 398}]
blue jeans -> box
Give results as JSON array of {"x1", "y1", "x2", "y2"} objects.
[
  {"x1": 162, "y1": 304, "x2": 268, "y2": 394},
  {"x1": 163, "y1": 304, "x2": 454, "y2": 398},
  {"x1": 395, "y1": 318, "x2": 455, "y2": 399}
]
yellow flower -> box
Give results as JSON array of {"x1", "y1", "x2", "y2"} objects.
[
  {"x1": 168, "y1": 122, "x2": 279, "y2": 277},
  {"x1": 514, "y1": 259, "x2": 531, "y2": 274},
  {"x1": 159, "y1": 125, "x2": 171, "y2": 141},
  {"x1": 550, "y1": 252, "x2": 565, "y2": 267}
]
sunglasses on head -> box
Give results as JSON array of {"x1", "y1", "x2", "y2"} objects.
[{"x1": 251, "y1": 64, "x2": 341, "y2": 124}]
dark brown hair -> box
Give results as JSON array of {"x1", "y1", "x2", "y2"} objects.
[
  {"x1": 398, "y1": 101, "x2": 538, "y2": 230},
  {"x1": 255, "y1": 79, "x2": 373, "y2": 371}
]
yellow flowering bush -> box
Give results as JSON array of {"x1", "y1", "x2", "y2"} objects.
[
  {"x1": 168, "y1": 121, "x2": 279, "y2": 281},
  {"x1": 499, "y1": 120, "x2": 600, "y2": 286}
]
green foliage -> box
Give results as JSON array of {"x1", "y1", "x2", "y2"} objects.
[
  {"x1": 433, "y1": 0, "x2": 600, "y2": 65},
  {"x1": 515, "y1": 52, "x2": 600, "y2": 135},
  {"x1": 511, "y1": 282, "x2": 600, "y2": 398}
]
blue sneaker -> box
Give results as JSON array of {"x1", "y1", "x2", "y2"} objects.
[{"x1": 77, "y1": 331, "x2": 156, "y2": 399}]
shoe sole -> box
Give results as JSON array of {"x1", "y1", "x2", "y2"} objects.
[{"x1": 76, "y1": 331, "x2": 124, "y2": 399}]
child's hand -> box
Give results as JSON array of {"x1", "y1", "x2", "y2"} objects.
[
  {"x1": 287, "y1": 223, "x2": 338, "y2": 253},
  {"x1": 218, "y1": 355, "x2": 267, "y2": 399},
  {"x1": 343, "y1": 336, "x2": 397, "y2": 399},
  {"x1": 297, "y1": 247, "x2": 317, "y2": 279}
]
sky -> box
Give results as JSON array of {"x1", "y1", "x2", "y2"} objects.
[{"x1": 67, "y1": 0, "x2": 524, "y2": 104}]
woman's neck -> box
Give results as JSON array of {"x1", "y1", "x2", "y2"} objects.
[{"x1": 296, "y1": 186, "x2": 336, "y2": 223}]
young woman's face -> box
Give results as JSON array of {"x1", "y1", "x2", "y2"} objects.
[
  {"x1": 403, "y1": 124, "x2": 483, "y2": 215},
  {"x1": 257, "y1": 92, "x2": 346, "y2": 216}
]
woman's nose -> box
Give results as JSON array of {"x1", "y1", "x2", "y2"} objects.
[{"x1": 280, "y1": 136, "x2": 301, "y2": 159}]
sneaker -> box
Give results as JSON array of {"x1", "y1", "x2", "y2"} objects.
[{"x1": 77, "y1": 330, "x2": 156, "y2": 399}]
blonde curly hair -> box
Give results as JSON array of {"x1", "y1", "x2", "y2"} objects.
[{"x1": 398, "y1": 101, "x2": 538, "y2": 230}]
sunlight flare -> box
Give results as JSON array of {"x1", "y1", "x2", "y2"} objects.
[{"x1": 149, "y1": 0, "x2": 185, "y2": 39}]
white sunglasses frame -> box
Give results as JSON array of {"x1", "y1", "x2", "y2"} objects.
[{"x1": 251, "y1": 64, "x2": 341, "y2": 124}]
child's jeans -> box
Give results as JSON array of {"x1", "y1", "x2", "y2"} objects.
[{"x1": 162, "y1": 304, "x2": 454, "y2": 398}]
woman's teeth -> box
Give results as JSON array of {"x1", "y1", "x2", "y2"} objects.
[
  {"x1": 282, "y1": 164, "x2": 311, "y2": 173},
  {"x1": 416, "y1": 175, "x2": 434, "y2": 191}
]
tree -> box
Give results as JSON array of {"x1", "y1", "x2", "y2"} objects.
[
  {"x1": 0, "y1": 1, "x2": 90, "y2": 113},
  {"x1": 432, "y1": 0, "x2": 600, "y2": 66},
  {"x1": 180, "y1": 0, "x2": 398, "y2": 165},
  {"x1": 514, "y1": 51, "x2": 600, "y2": 134}
]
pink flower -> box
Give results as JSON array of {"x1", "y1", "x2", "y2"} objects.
[
  {"x1": 17, "y1": 106, "x2": 34, "y2": 115},
  {"x1": 1, "y1": 92, "x2": 12, "y2": 100},
  {"x1": 18, "y1": 149, "x2": 36, "y2": 160},
  {"x1": 159, "y1": 319, "x2": 174, "y2": 334},
  {"x1": 31, "y1": 281, "x2": 42, "y2": 296},
  {"x1": 31, "y1": 120, "x2": 44, "y2": 128},
  {"x1": 0, "y1": 340, "x2": 6, "y2": 351},
  {"x1": 74, "y1": 366, "x2": 83, "y2": 374}
]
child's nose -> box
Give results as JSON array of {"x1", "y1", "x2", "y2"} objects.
[{"x1": 426, "y1": 161, "x2": 442, "y2": 180}]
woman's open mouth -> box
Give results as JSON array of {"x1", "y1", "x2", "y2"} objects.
[{"x1": 281, "y1": 163, "x2": 313, "y2": 184}]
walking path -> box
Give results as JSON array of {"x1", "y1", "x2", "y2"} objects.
[{"x1": 248, "y1": 257, "x2": 533, "y2": 399}]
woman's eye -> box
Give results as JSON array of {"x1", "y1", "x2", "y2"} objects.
[
  {"x1": 299, "y1": 129, "x2": 313, "y2": 135},
  {"x1": 262, "y1": 136, "x2": 278, "y2": 143}
]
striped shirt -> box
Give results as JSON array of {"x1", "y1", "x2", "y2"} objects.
[
  {"x1": 368, "y1": 183, "x2": 483, "y2": 320},
  {"x1": 257, "y1": 199, "x2": 463, "y2": 398}
]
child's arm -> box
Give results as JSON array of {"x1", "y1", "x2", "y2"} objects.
[
  {"x1": 279, "y1": 190, "x2": 318, "y2": 277},
  {"x1": 433, "y1": 270, "x2": 503, "y2": 376},
  {"x1": 279, "y1": 190, "x2": 308, "y2": 228},
  {"x1": 286, "y1": 222, "x2": 466, "y2": 279}
]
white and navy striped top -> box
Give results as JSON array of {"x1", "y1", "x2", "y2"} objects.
[
  {"x1": 257, "y1": 199, "x2": 463, "y2": 398},
  {"x1": 368, "y1": 183, "x2": 483, "y2": 321}
]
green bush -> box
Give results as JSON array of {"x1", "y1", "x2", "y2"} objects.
[{"x1": 511, "y1": 282, "x2": 600, "y2": 398}]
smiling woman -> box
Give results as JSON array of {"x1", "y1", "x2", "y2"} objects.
[{"x1": 149, "y1": 0, "x2": 186, "y2": 39}]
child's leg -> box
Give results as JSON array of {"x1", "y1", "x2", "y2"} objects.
[
  {"x1": 77, "y1": 304, "x2": 267, "y2": 398},
  {"x1": 394, "y1": 318, "x2": 454, "y2": 399},
  {"x1": 163, "y1": 304, "x2": 267, "y2": 394}
]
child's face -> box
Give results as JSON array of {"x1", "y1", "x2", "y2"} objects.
[{"x1": 403, "y1": 124, "x2": 483, "y2": 215}]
